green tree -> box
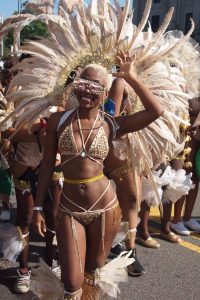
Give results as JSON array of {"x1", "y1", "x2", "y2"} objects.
[{"x1": 3, "y1": 7, "x2": 49, "y2": 59}]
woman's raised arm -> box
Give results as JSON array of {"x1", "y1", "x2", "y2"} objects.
[{"x1": 113, "y1": 51, "x2": 164, "y2": 136}]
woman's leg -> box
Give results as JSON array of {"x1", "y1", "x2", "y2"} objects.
[
  {"x1": 43, "y1": 180, "x2": 61, "y2": 268},
  {"x1": 56, "y1": 214, "x2": 86, "y2": 297},
  {"x1": 115, "y1": 178, "x2": 138, "y2": 250},
  {"x1": 137, "y1": 201, "x2": 150, "y2": 240},
  {"x1": 15, "y1": 189, "x2": 34, "y2": 269},
  {"x1": 173, "y1": 196, "x2": 185, "y2": 223},
  {"x1": 182, "y1": 136, "x2": 200, "y2": 230},
  {"x1": 14, "y1": 188, "x2": 34, "y2": 294},
  {"x1": 113, "y1": 174, "x2": 145, "y2": 275},
  {"x1": 183, "y1": 176, "x2": 199, "y2": 221},
  {"x1": 171, "y1": 138, "x2": 199, "y2": 233},
  {"x1": 83, "y1": 207, "x2": 120, "y2": 299},
  {"x1": 161, "y1": 201, "x2": 172, "y2": 234},
  {"x1": 137, "y1": 201, "x2": 160, "y2": 249},
  {"x1": 86, "y1": 208, "x2": 120, "y2": 271}
]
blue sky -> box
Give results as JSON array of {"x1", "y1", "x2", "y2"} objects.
[{"x1": 0, "y1": 0, "x2": 129, "y2": 20}]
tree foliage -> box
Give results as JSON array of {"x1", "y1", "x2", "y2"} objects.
[{"x1": 3, "y1": 6, "x2": 49, "y2": 58}]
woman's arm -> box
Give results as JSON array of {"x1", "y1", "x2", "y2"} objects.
[
  {"x1": 2, "y1": 122, "x2": 42, "y2": 142},
  {"x1": 109, "y1": 78, "x2": 125, "y2": 117},
  {"x1": 32, "y1": 113, "x2": 61, "y2": 236},
  {"x1": 113, "y1": 51, "x2": 164, "y2": 136}
]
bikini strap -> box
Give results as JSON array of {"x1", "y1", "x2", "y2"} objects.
[
  {"x1": 104, "y1": 114, "x2": 119, "y2": 140},
  {"x1": 57, "y1": 109, "x2": 76, "y2": 131}
]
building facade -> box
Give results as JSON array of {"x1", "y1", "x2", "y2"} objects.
[{"x1": 133, "y1": 0, "x2": 200, "y2": 42}]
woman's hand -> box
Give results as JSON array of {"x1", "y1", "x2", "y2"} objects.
[
  {"x1": 32, "y1": 211, "x2": 46, "y2": 237},
  {"x1": 113, "y1": 51, "x2": 136, "y2": 80}
]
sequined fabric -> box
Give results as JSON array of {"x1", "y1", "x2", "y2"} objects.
[{"x1": 58, "y1": 125, "x2": 109, "y2": 160}]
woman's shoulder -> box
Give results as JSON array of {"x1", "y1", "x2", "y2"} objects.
[
  {"x1": 47, "y1": 111, "x2": 65, "y2": 131},
  {"x1": 49, "y1": 109, "x2": 77, "y2": 133}
]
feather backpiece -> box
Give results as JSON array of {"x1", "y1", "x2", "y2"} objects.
[{"x1": 0, "y1": 0, "x2": 200, "y2": 193}]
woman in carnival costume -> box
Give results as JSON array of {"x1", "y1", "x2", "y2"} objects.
[
  {"x1": 0, "y1": 91, "x2": 12, "y2": 222},
  {"x1": 0, "y1": 59, "x2": 63, "y2": 293},
  {"x1": 170, "y1": 98, "x2": 200, "y2": 235},
  {"x1": 0, "y1": 0, "x2": 200, "y2": 299},
  {"x1": 104, "y1": 77, "x2": 147, "y2": 275}
]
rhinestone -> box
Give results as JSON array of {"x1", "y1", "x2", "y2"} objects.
[{"x1": 81, "y1": 151, "x2": 86, "y2": 157}]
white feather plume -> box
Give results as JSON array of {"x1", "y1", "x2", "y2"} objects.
[
  {"x1": 0, "y1": 225, "x2": 26, "y2": 262},
  {"x1": 98, "y1": 251, "x2": 134, "y2": 298}
]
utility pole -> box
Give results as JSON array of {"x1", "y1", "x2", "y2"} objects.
[
  {"x1": 0, "y1": 13, "x2": 3, "y2": 57},
  {"x1": 17, "y1": 0, "x2": 23, "y2": 50},
  {"x1": 18, "y1": 0, "x2": 22, "y2": 14}
]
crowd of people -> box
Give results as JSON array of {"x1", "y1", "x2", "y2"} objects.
[{"x1": 0, "y1": 1, "x2": 200, "y2": 299}]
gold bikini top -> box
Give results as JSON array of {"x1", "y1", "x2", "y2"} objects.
[{"x1": 58, "y1": 110, "x2": 110, "y2": 168}]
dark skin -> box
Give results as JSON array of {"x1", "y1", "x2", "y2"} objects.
[
  {"x1": 105, "y1": 78, "x2": 139, "y2": 249},
  {"x1": 171, "y1": 101, "x2": 200, "y2": 225},
  {"x1": 108, "y1": 78, "x2": 130, "y2": 116},
  {"x1": 32, "y1": 52, "x2": 163, "y2": 292},
  {"x1": 3, "y1": 120, "x2": 44, "y2": 271}
]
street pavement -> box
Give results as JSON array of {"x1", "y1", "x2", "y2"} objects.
[{"x1": 0, "y1": 193, "x2": 200, "y2": 300}]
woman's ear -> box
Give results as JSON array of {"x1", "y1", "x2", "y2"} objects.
[{"x1": 104, "y1": 90, "x2": 109, "y2": 98}]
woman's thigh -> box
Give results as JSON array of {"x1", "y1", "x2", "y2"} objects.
[
  {"x1": 56, "y1": 214, "x2": 86, "y2": 290},
  {"x1": 85, "y1": 204, "x2": 121, "y2": 272},
  {"x1": 15, "y1": 189, "x2": 34, "y2": 226},
  {"x1": 44, "y1": 181, "x2": 61, "y2": 229}
]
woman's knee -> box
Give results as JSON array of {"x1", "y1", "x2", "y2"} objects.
[
  {"x1": 86, "y1": 255, "x2": 105, "y2": 273},
  {"x1": 62, "y1": 273, "x2": 83, "y2": 292},
  {"x1": 16, "y1": 211, "x2": 33, "y2": 227}
]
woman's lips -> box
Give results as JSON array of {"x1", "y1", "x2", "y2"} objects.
[{"x1": 80, "y1": 96, "x2": 92, "y2": 104}]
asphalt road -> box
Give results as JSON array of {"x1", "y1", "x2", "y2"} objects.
[{"x1": 0, "y1": 192, "x2": 200, "y2": 300}]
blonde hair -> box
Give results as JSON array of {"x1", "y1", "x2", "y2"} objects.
[{"x1": 81, "y1": 64, "x2": 112, "y2": 90}]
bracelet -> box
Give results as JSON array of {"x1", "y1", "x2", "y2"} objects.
[{"x1": 33, "y1": 206, "x2": 43, "y2": 211}]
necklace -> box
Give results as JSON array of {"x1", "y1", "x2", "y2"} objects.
[{"x1": 77, "y1": 110, "x2": 99, "y2": 157}]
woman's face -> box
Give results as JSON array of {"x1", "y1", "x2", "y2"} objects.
[{"x1": 74, "y1": 67, "x2": 108, "y2": 109}]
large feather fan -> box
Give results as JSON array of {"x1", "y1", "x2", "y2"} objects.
[{"x1": 0, "y1": 0, "x2": 200, "y2": 169}]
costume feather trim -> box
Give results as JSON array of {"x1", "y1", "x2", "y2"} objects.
[
  {"x1": 0, "y1": 225, "x2": 27, "y2": 262},
  {"x1": 98, "y1": 251, "x2": 134, "y2": 298},
  {"x1": 162, "y1": 169, "x2": 195, "y2": 203}
]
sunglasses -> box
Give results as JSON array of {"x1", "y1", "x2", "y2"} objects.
[{"x1": 72, "y1": 78, "x2": 106, "y2": 95}]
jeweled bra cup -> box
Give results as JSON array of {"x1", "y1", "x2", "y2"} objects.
[{"x1": 58, "y1": 110, "x2": 109, "y2": 164}]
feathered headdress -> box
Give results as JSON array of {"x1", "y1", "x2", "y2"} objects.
[{"x1": 0, "y1": 0, "x2": 200, "y2": 166}]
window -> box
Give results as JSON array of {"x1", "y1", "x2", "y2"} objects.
[
  {"x1": 151, "y1": 15, "x2": 160, "y2": 32},
  {"x1": 153, "y1": 0, "x2": 161, "y2": 3},
  {"x1": 185, "y1": 13, "x2": 193, "y2": 33}
]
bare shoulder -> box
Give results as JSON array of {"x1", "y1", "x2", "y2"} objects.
[
  {"x1": 112, "y1": 77, "x2": 125, "y2": 88},
  {"x1": 47, "y1": 111, "x2": 65, "y2": 131}
]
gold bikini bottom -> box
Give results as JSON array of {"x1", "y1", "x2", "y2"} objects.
[
  {"x1": 56, "y1": 201, "x2": 121, "y2": 273},
  {"x1": 56, "y1": 201, "x2": 121, "y2": 227}
]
